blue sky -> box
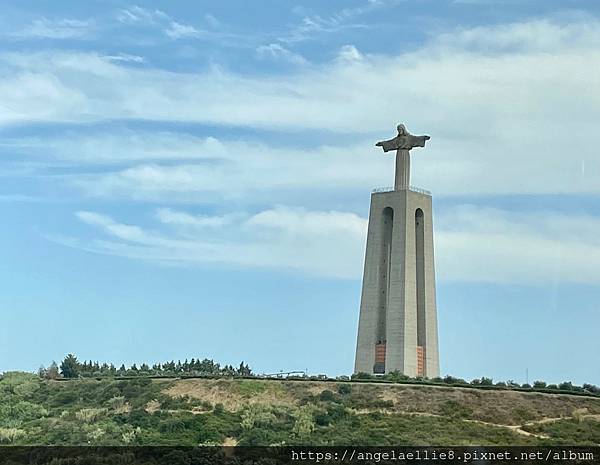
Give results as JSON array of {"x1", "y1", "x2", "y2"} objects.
[{"x1": 1, "y1": 0, "x2": 599, "y2": 385}]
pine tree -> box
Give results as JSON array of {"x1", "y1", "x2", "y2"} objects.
[
  {"x1": 60, "y1": 354, "x2": 81, "y2": 378},
  {"x1": 47, "y1": 361, "x2": 60, "y2": 379}
]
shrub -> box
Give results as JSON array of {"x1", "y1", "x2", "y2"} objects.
[
  {"x1": 86, "y1": 427, "x2": 105, "y2": 443},
  {"x1": 337, "y1": 384, "x2": 352, "y2": 395},
  {"x1": 444, "y1": 375, "x2": 467, "y2": 385},
  {"x1": 75, "y1": 408, "x2": 106, "y2": 423},
  {"x1": 0, "y1": 401, "x2": 48, "y2": 425},
  {"x1": 241, "y1": 405, "x2": 276, "y2": 430},
  {"x1": 213, "y1": 403, "x2": 225, "y2": 415},
  {"x1": 107, "y1": 396, "x2": 126, "y2": 410},
  {"x1": 0, "y1": 427, "x2": 26, "y2": 443},
  {"x1": 439, "y1": 400, "x2": 473, "y2": 419},
  {"x1": 292, "y1": 406, "x2": 316, "y2": 438},
  {"x1": 583, "y1": 384, "x2": 600, "y2": 394},
  {"x1": 319, "y1": 390, "x2": 336, "y2": 402},
  {"x1": 384, "y1": 371, "x2": 410, "y2": 382},
  {"x1": 558, "y1": 382, "x2": 574, "y2": 391},
  {"x1": 479, "y1": 377, "x2": 494, "y2": 386},
  {"x1": 121, "y1": 427, "x2": 141, "y2": 445}
]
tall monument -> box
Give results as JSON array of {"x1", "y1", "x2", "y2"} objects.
[{"x1": 354, "y1": 124, "x2": 439, "y2": 377}]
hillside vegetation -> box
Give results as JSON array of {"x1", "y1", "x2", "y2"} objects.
[{"x1": 1, "y1": 372, "x2": 599, "y2": 446}]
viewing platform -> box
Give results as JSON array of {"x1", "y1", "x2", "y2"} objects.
[{"x1": 372, "y1": 185, "x2": 432, "y2": 196}]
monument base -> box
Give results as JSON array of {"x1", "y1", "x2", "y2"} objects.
[{"x1": 354, "y1": 188, "x2": 439, "y2": 378}]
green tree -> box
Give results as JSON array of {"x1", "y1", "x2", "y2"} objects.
[
  {"x1": 60, "y1": 354, "x2": 80, "y2": 378},
  {"x1": 292, "y1": 406, "x2": 316, "y2": 438},
  {"x1": 558, "y1": 381, "x2": 573, "y2": 391},
  {"x1": 46, "y1": 362, "x2": 60, "y2": 380}
]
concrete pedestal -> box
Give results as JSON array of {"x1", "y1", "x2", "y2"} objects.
[{"x1": 354, "y1": 188, "x2": 439, "y2": 377}]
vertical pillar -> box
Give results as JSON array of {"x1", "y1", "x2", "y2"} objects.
[{"x1": 395, "y1": 149, "x2": 410, "y2": 190}]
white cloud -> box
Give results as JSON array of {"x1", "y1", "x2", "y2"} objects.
[
  {"x1": 256, "y1": 44, "x2": 307, "y2": 65},
  {"x1": 116, "y1": 6, "x2": 203, "y2": 40},
  {"x1": 69, "y1": 137, "x2": 388, "y2": 201},
  {"x1": 68, "y1": 204, "x2": 600, "y2": 285},
  {"x1": 280, "y1": 15, "x2": 368, "y2": 44},
  {"x1": 1, "y1": 132, "x2": 225, "y2": 163},
  {"x1": 156, "y1": 208, "x2": 240, "y2": 229},
  {"x1": 433, "y1": 17, "x2": 600, "y2": 53},
  {"x1": 76, "y1": 211, "x2": 151, "y2": 244},
  {"x1": 337, "y1": 44, "x2": 363, "y2": 61},
  {"x1": 73, "y1": 206, "x2": 368, "y2": 279},
  {"x1": 435, "y1": 206, "x2": 600, "y2": 285},
  {"x1": 12, "y1": 18, "x2": 92, "y2": 39},
  {"x1": 165, "y1": 21, "x2": 202, "y2": 39},
  {"x1": 103, "y1": 53, "x2": 145, "y2": 63},
  {"x1": 2, "y1": 17, "x2": 600, "y2": 197},
  {"x1": 116, "y1": 6, "x2": 169, "y2": 25},
  {"x1": 283, "y1": 0, "x2": 398, "y2": 43}
]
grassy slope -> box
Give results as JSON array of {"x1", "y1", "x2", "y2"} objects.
[{"x1": 1, "y1": 372, "x2": 599, "y2": 446}]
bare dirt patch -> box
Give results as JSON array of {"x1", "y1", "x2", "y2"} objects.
[{"x1": 145, "y1": 400, "x2": 160, "y2": 414}]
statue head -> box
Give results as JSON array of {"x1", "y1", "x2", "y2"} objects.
[{"x1": 397, "y1": 124, "x2": 407, "y2": 136}]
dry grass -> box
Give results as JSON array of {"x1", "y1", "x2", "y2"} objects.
[
  {"x1": 145, "y1": 400, "x2": 161, "y2": 414},
  {"x1": 350, "y1": 383, "x2": 600, "y2": 425},
  {"x1": 162, "y1": 379, "x2": 296, "y2": 412},
  {"x1": 160, "y1": 378, "x2": 600, "y2": 426}
]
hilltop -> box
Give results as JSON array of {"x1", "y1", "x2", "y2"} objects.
[{"x1": 1, "y1": 372, "x2": 599, "y2": 445}]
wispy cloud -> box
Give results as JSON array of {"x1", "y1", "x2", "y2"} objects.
[
  {"x1": 71, "y1": 137, "x2": 388, "y2": 202},
  {"x1": 64, "y1": 205, "x2": 600, "y2": 285},
  {"x1": 435, "y1": 206, "x2": 600, "y2": 285},
  {"x1": 0, "y1": 132, "x2": 225, "y2": 163},
  {"x1": 256, "y1": 43, "x2": 307, "y2": 65},
  {"x1": 103, "y1": 53, "x2": 145, "y2": 64},
  {"x1": 279, "y1": 15, "x2": 368, "y2": 44},
  {"x1": 116, "y1": 5, "x2": 207, "y2": 41},
  {"x1": 3, "y1": 16, "x2": 600, "y2": 197},
  {"x1": 116, "y1": 6, "x2": 169, "y2": 25},
  {"x1": 71, "y1": 206, "x2": 368, "y2": 279},
  {"x1": 164, "y1": 21, "x2": 202, "y2": 39},
  {"x1": 281, "y1": 0, "x2": 399, "y2": 44},
  {"x1": 12, "y1": 18, "x2": 92, "y2": 40},
  {"x1": 337, "y1": 44, "x2": 364, "y2": 61},
  {"x1": 156, "y1": 208, "x2": 241, "y2": 229}
]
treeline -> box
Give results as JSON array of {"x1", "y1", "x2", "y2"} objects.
[
  {"x1": 35, "y1": 354, "x2": 600, "y2": 398},
  {"x1": 38, "y1": 354, "x2": 252, "y2": 379},
  {"x1": 352, "y1": 372, "x2": 600, "y2": 396}
]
